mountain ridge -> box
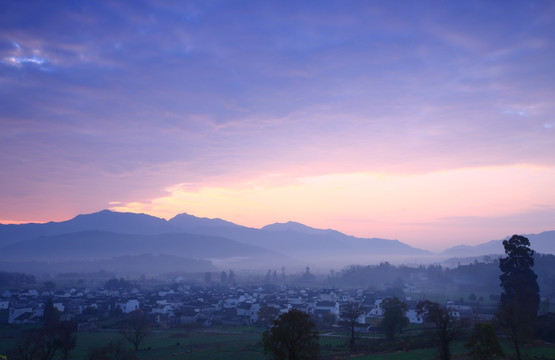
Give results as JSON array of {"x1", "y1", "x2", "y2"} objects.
[
  {"x1": 441, "y1": 231, "x2": 555, "y2": 256},
  {"x1": 1, "y1": 210, "x2": 553, "y2": 270}
]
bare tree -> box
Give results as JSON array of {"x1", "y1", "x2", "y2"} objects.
[
  {"x1": 340, "y1": 302, "x2": 364, "y2": 349},
  {"x1": 122, "y1": 310, "x2": 150, "y2": 352},
  {"x1": 417, "y1": 301, "x2": 461, "y2": 360}
]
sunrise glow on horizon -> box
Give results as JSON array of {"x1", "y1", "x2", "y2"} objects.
[{"x1": 1, "y1": 1, "x2": 554, "y2": 252}]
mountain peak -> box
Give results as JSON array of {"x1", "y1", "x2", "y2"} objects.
[
  {"x1": 169, "y1": 213, "x2": 240, "y2": 229},
  {"x1": 262, "y1": 221, "x2": 336, "y2": 236}
]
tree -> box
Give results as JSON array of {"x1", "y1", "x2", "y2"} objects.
[
  {"x1": 417, "y1": 300, "x2": 460, "y2": 360},
  {"x1": 7, "y1": 329, "x2": 42, "y2": 360},
  {"x1": 57, "y1": 321, "x2": 77, "y2": 359},
  {"x1": 258, "y1": 306, "x2": 280, "y2": 328},
  {"x1": 43, "y1": 299, "x2": 59, "y2": 329},
  {"x1": 9, "y1": 328, "x2": 62, "y2": 360},
  {"x1": 464, "y1": 323, "x2": 504, "y2": 360},
  {"x1": 380, "y1": 297, "x2": 409, "y2": 341},
  {"x1": 220, "y1": 271, "x2": 228, "y2": 284},
  {"x1": 122, "y1": 310, "x2": 150, "y2": 352},
  {"x1": 496, "y1": 234, "x2": 540, "y2": 360},
  {"x1": 340, "y1": 302, "x2": 364, "y2": 349},
  {"x1": 262, "y1": 309, "x2": 319, "y2": 360},
  {"x1": 9, "y1": 314, "x2": 76, "y2": 360},
  {"x1": 264, "y1": 270, "x2": 272, "y2": 283},
  {"x1": 228, "y1": 269, "x2": 235, "y2": 285}
]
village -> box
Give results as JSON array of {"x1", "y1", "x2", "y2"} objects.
[{"x1": 2, "y1": 279, "x2": 485, "y2": 333}]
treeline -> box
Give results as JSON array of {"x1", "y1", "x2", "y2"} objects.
[
  {"x1": 0, "y1": 271, "x2": 36, "y2": 287},
  {"x1": 266, "y1": 236, "x2": 551, "y2": 360},
  {"x1": 333, "y1": 254, "x2": 555, "y2": 298}
]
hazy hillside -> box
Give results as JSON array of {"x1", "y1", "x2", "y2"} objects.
[
  {"x1": 169, "y1": 213, "x2": 240, "y2": 229},
  {"x1": 1, "y1": 210, "x2": 552, "y2": 272},
  {"x1": 0, "y1": 254, "x2": 215, "y2": 276},
  {"x1": 0, "y1": 230, "x2": 299, "y2": 270},
  {"x1": 441, "y1": 231, "x2": 555, "y2": 256},
  {"x1": 171, "y1": 220, "x2": 431, "y2": 266},
  {"x1": 0, "y1": 210, "x2": 431, "y2": 269}
]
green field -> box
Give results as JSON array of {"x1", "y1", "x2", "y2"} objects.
[{"x1": 1, "y1": 324, "x2": 554, "y2": 360}]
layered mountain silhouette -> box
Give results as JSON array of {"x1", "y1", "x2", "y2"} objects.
[{"x1": 1, "y1": 210, "x2": 552, "y2": 275}]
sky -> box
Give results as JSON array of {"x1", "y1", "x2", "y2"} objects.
[{"x1": 1, "y1": 1, "x2": 554, "y2": 252}]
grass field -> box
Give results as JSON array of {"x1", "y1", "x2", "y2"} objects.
[{"x1": 1, "y1": 324, "x2": 554, "y2": 359}]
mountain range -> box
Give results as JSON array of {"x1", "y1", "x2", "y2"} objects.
[
  {"x1": 0, "y1": 210, "x2": 553, "y2": 275},
  {"x1": 440, "y1": 230, "x2": 555, "y2": 257}
]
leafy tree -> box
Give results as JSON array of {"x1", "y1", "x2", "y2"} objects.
[
  {"x1": 380, "y1": 297, "x2": 409, "y2": 341},
  {"x1": 302, "y1": 266, "x2": 315, "y2": 281},
  {"x1": 536, "y1": 313, "x2": 555, "y2": 342},
  {"x1": 340, "y1": 302, "x2": 365, "y2": 349},
  {"x1": 417, "y1": 300, "x2": 460, "y2": 360},
  {"x1": 0, "y1": 272, "x2": 36, "y2": 286},
  {"x1": 262, "y1": 309, "x2": 319, "y2": 360},
  {"x1": 464, "y1": 323, "x2": 504, "y2": 360},
  {"x1": 122, "y1": 310, "x2": 150, "y2": 352},
  {"x1": 264, "y1": 270, "x2": 272, "y2": 283},
  {"x1": 228, "y1": 269, "x2": 235, "y2": 285},
  {"x1": 496, "y1": 234, "x2": 540, "y2": 360},
  {"x1": 258, "y1": 306, "x2": 280, "y2": 328},
  {"x1": 220, "y1": 271, "x2": 228, "y2": 284},
  {"x1": 43, "y1": 299, "x2": 59, "y2": 329}
]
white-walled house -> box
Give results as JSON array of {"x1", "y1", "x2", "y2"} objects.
[
  {"x1": 237, "y1": 302, "x2": 260, "y2": 324},
  {"x1": 9, "y1": 307, "x2": 40, "y2": 324},
  {"x1": 368, "y1": 299, "x2": 383, "y2": 317},
  {"x1": 119, "y1": 299, "x2": 140, "y2": 313},
  {"x1": 314, "y1": 301, "x2": 340, "y2": 316},
  {"x1": 406, "y1": 309, "x2": 423, "y2": 324}
]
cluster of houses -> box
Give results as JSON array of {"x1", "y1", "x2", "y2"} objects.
[{"x1": 0, "y1": 283, "x2": 479, "y2": 332}]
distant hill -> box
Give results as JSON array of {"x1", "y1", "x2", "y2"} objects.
[
  {"x1": 441, "y1": 231, "x2": 555, "y2": 256},
  {"x1": 261, "y1": 221, "x2": 342, "y2": 236},
  {"x1": 0, "y1": 230, "x2": 296, "y2": 269},
  {"x1": 0, "y1": 210, "x2": 430, "y2": 265},
  {"x1": 171, "y1": 219, "x2": 431, "y2": 266},
  {"x1": 169, "y1": 213, "x2": 240, "y2": 230},
  {"x1": 7, "y1": 210, "x2": 551, "y2": 272}
]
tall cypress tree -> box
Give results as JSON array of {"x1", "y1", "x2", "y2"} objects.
[{"x1": 496, "y1": 234, "x2": 540, "y2": 360}]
